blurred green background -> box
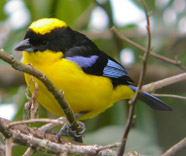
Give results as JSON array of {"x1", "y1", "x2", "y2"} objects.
[{"x1": 0, "y1": 0, "x2": 186, "y2": 155}]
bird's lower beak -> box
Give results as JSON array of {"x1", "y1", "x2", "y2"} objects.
[{"x1": 14, "y1": 38, "x2": 34, "y2": 52}]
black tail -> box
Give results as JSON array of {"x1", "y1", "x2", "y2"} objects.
[{"x1": 129, "y1": 85, "x2": 172, "y2": 111}]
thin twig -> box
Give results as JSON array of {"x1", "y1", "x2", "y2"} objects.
[
  {"x1": 0, "y1": 49, "x2": 83, "y2": 143},
  {"x1": 142, "y1": 72, "x2": 186, "y2": 92},
  {"x1": 7, "y1": 118, "x2": 66, "y2": 156},
  {"x1": 22, "y1": 148, "x2": 33, "y2": 156},
  {"x1": 38, "y1": 118, "x2": 65, "y2": 131},
  {"x1": 152, "y1": 93, "x2": 186, "y2": 100},
  {"x1": 22, "y1": 117, "x2": 66, "y2": 156},
  {"x1": 112, "y1": 28, "x2": 186, "y2": 71},
  {"x1": 8, "y1": 118, "x2": 66, "y2": 128},
  {"x1": 0, "y1": 143, "x2": 17, "y2": 156},
  {"x1": 118, "y1": 1, "x2": 152, "y2": 155},
  {"x1": 24, "y1": 76, "x2": 39, "y2": 121},
  {"x1": 8, "y1": 117, "x2": 66, "y2": 155},
  {"x1": 60, "y1": 153, "x2": 68, "y2": 156},
  {"x1": 5, "y1": 138, "x2": 12, "y2": 156},
  {"x1": 22, "y1": 74, "x2": 39, "y2": 156},
  {"x1": 30, "y1": 79, "x2": 39, "y2": 119},
  {"x1": 162, "y1": 137, "x2": 186, "y2": 156},
  {"x1": 96, "y1": 143, "x2": 120, "y2": 152},
  {"x1": 0, "y1": 147, "x2": 5, "y2": 156},
  {"x1": 24, "y1": 77, "x2": 33, "y2": 120}
]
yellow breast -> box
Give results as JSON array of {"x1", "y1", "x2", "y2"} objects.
[{"x1": 22, "y1": 50, "x2": 134, "y2": 120}]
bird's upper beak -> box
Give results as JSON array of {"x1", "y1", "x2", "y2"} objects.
[{"x1": 14, "y1": 38, "x2": 34, "y2": 52}]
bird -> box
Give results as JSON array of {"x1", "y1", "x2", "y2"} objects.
[{"x1": 14, "y1": 18, "x2": 172, "y2": 122}]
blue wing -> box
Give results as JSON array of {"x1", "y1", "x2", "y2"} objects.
[
  {"x1": 103, "y1": 59, "x2": 128, "y2": 78},
  {"x1": 66, "y1": 55, "x2": 131, "y2": 80},
  {"x1": 65, "y1": 46, "x2": 133, "y2": 85}
]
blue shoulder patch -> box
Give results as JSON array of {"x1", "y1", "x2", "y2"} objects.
[
  {"x1": 103, "y1": 59, "x2": 128, "y2": 78},
  {"x1": 66, "y1": 55, "x2": 99, "y2": 68}
]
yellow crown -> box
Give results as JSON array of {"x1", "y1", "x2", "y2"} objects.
[{"x1": 29, "y1": 18, "x2": 67, "y2": 35}]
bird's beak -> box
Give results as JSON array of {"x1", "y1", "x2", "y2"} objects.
[{"x1": 14, "y1": 38, "x2": 34, "y2": 52}]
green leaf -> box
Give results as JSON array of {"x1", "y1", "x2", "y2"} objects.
[
  {"x1": 132, "y1": 0, "x2": 156, "y2": 11},
  {"x1": 0, "y1": 0, "x2": 7, "y2": 21},
  {"x1": 55, "y1": 0, "x2": 92, "y2": 25}
]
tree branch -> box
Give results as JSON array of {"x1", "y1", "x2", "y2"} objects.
[
  {"x1": 8, "y1": 118, "x2": 66, "y2": 128},
  {"x1": 142, "y1": 72, "x2": 186, "y2": 92},
  {"x1": 118, "y1": 1, "x2": 152, "y2": 155},
  {"x1": 0, "y1": 117, "x2": 118, "y2": 156},
  {"x1": 0, "y1": 143, "x2": 17, "y2": 156},
  {"x1": 5, "y1": 138, "x2": 12, "y2": 156},
  {"x1": 22, "y1": 148, "x2": 33, "y2": 156},
  {"x1": 152, "y1": 94, "x2": 186, "y2": 100},
  {"x1": 162, "y1": 137, "x2": 186, "y2": 156},
  {"x1": 0, "y1": 49, "x2": 82, "y2": 142},
  {"x1": 112, "y1": 27, "x2": 186, "y2": 71}
]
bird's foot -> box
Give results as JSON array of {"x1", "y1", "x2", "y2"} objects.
[{"x1": 56, "y1": 121, "x2": 86, "y2": 143}]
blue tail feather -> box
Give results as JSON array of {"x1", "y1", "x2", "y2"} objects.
[{"x1": 129, "y1": 85, "x2": 172, "y2": 111}]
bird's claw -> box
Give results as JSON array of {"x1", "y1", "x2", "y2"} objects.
[{"x1": 56, "y1": 121, "x2": 86, "y2": 142}]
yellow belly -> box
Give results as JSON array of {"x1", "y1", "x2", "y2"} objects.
[{"x1": 23, "y1": 51, "x2": 134, "y2": 120}]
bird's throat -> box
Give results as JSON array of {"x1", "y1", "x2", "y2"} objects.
[{"x1": 22, "y1": 50, "x2": 63, "y2": 67}]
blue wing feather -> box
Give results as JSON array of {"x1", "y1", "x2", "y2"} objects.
[{"x1": 103, "y1": 59, "x2": 128, "y2": 78}]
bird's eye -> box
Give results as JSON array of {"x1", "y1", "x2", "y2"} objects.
[{"x1": 41, "y1": 40, "x2": 48, "y2": 46}]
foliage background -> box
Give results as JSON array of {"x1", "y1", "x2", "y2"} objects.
[{"x1": 0, "y1": 0, "x2": 186, "y2": 155}]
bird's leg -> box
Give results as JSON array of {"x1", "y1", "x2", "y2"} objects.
[{"x1": 56, "y1": 112, "x2": 87, "y2": 142}]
